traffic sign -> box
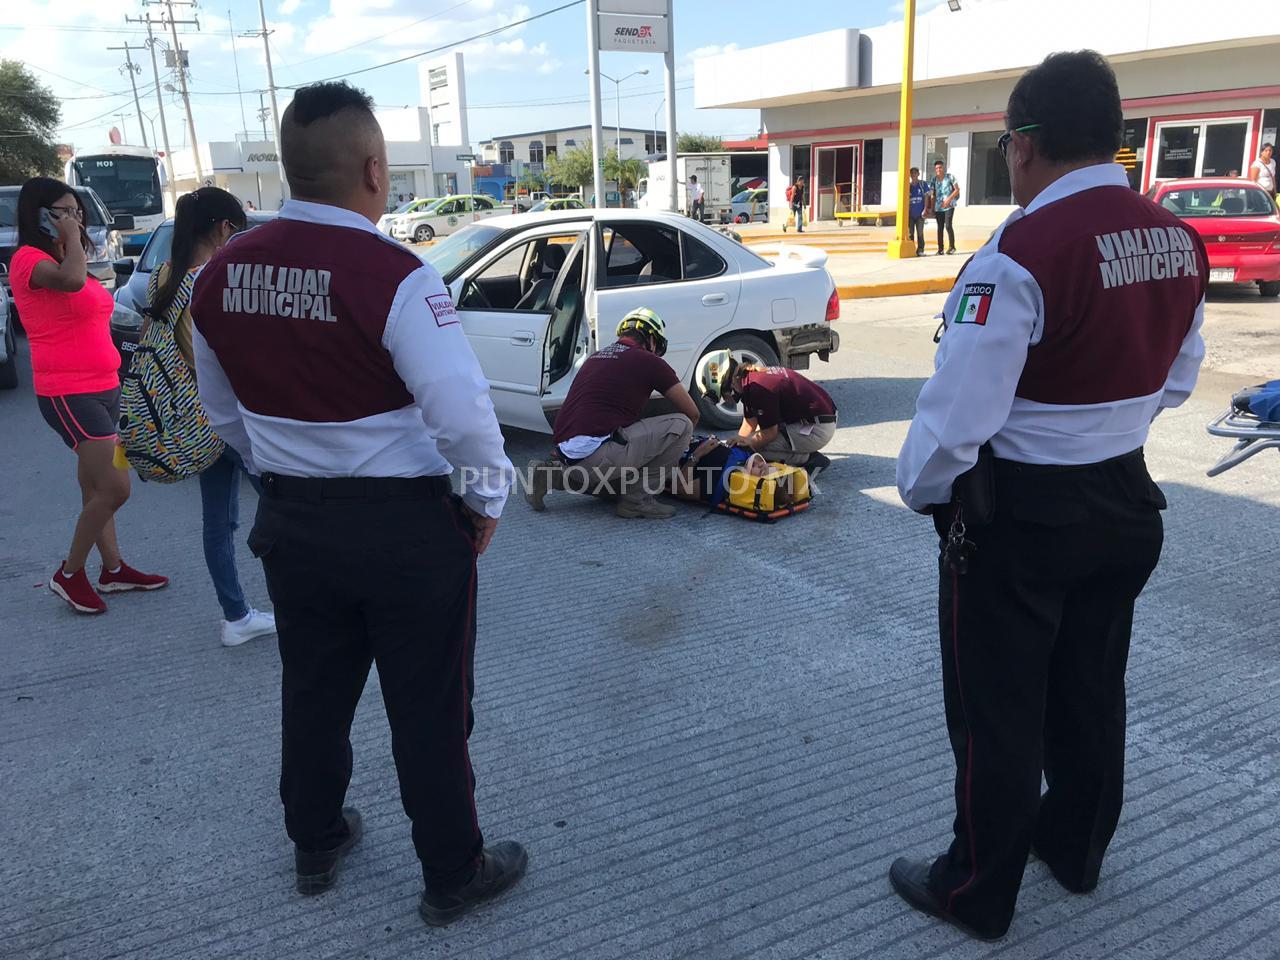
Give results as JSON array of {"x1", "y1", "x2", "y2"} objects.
[{"x1": 456, "y1": 153, "x2": 477, "y2": 162}]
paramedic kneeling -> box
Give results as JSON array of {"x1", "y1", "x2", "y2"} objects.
[
  {"x1": 189, "y1": 80, "x2": 526, "y2": 927},
  {"x1": 890, "y1": 51, "x2": 1206, "y2": 942},
  {"x1": 715, "y1": 357, "x2": 837, "y2": 475},
  {"x1": 527, "y1": 307, "x2": 698, "y2": 519}
]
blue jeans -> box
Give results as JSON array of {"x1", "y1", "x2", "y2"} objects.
[{"x1": 199, "y1": 449, "x2": 261, "y2": 622}]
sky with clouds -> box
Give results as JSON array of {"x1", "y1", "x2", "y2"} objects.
[{"x1": 2, "y1": 0, "x2": 928, "y2": 153}]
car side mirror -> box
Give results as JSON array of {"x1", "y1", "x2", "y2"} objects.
[
  {"x1": 110, "y1": 214, "x2": 135, "y2": 231},
  {"x1": 113, "y1": 258, "x2": 135, "y2": 282}
]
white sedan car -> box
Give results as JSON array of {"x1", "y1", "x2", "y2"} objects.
[
  {"x1": 390, "y1": 194, "x2": 511, "y2": 244},
  {"x1": 421, "y1": 209, "x2": 840, "y2": 432}
]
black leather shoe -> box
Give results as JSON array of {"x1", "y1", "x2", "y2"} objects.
[
  {"x1": 419, "y1": 841, "x2": 529, "y2": 927},
  {"x1": 295, "y1": 808, "x2": 363, "y2": 896},
  {"x1": 889, "y1": 856, "x2": 1006, "y2": 942}
]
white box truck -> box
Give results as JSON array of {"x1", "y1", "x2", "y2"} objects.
[{"x1": 639, "y1": 151, "x2": 767, "y2": 222}]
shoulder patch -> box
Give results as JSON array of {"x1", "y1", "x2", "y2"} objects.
[
  {"x1": 954, "y1": 283, "x2": 995, "y2": 325},
  {"x1": 427, "y1": 293, "x2": 458, "y2": 327}
]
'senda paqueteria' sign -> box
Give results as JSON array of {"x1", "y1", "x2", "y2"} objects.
[{"x1": 598, "y1": 12, "x2": 670, "y2": 53}]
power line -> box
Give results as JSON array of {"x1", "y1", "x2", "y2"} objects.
[{"x1": 286, "y1": 0, "x2": 585, "y2": 88}]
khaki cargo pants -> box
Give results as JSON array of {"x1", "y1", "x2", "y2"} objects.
[
  {"x1": 569, "y1": 414, "x2": 694, "y2": 506},
  {"x1": 759, "y1": 418, "x2": 837, "y2": 465}
]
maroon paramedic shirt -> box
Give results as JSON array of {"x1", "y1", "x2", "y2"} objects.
[
  {"x1": 553, "y1": 337, "x2": 679, "y2": 443},
  {"x1": 740, "y1": 368, "x2": 836, "y2": 428}
]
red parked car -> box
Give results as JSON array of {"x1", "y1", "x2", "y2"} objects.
[{"x1": 1146, "y1": 178, "x2": 1280, "y2": 297}]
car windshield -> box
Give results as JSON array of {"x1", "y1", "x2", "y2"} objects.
[
  {"x1": 139, "y1": 214, "x2": 272, "y2": 272},
  {"x1": 390, "y1": 200, "x2": 419, "y2": 214},
  {"x1": 1161, "y1": 186, "x2": 1275, "y2": 218},
  {"x1": 422, "y1": 223, "x2": 505, "y2": 280},
  {"x1": 731, "y1": 190, "x2": 753, "y2": 204},
  {"x1": 72, "y1": 156, "x2": 163, "y2": 217},
  {"x1": 529, "y1": 200, "x2": 551, "y2": 212},
  {"x1": 75, "y1": 190, "x2": 110, "y2": 227}
]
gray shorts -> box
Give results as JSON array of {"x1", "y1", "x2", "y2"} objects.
[{"x1": 38, "y1": 388, "x2": 121, "y2": 451}]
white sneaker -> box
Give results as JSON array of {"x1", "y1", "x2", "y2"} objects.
[{"x1": 221, "y1": 608, "x2": 277, "y2": 647}]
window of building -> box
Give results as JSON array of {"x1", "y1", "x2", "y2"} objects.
[
  {"x1": 968, "y1": 131, "x2": 1014, "y2": 205},
  {"x1": 564, "y1": 138, "x2": 577, "y2": 147},
  {"x1": 499, "y1": 141, "x2": 515, "y2": 164},
  {"x1": 1116, "y1": 118, "x2": 1147, "y2": 190},
  {"x1": 529, "y1": 140, "x2": 545, "y2": 165},
  {"x1": 619, "y1": 137, "x2": 634, "y2": 145},
  {"x1": 862, "y1": 139, "x2": 883, "y2": 207},
  {"x1": 791, "y1": 144, "x2": 812, "y2": 194}
]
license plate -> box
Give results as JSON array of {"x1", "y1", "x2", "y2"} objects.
[{"x1": 1209, "y1": 268, "x2": 1236, "y2": 282}]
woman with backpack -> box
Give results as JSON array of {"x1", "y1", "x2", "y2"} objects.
[
  {"x1": 9, "y1": 177, "x2": 169, "y2": 614},
  {"x1": 137, "y1": 187, "x2": 276, "y2": 647}
]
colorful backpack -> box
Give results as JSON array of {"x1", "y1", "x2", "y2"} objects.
[{"x1": 117, "y1": 268, "x2": 225, "y2": 482}]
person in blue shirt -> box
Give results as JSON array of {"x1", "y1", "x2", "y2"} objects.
[
  {"x1": 931, "y1": 159, "x2": 960, "y2": 254},
  {"x1": 909, "y1": 167, "x2": 931, "y2": 256}
]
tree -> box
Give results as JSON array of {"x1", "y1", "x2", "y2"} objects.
[
  {"x1": 677, "y1": 132, "x2": 723, "y2": 154},
  {"x1": 0, "y1": 60, "x2": 61, "y2": 183},
  {"x1": 546, "y1": 145, "x2": 595, "y2": 190},
  {"x1": 604, "y1": 150, "x2": 647, "y2": 204},
  {"x1": 516, "y1": 168, "x2": 547, "y2": 196}
]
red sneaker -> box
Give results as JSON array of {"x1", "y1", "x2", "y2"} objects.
[
  {"x1": 97, "y1": 562, "x2": 170, "y2": 593},
  {"x1": 50, "y1": 564, "x2": 108, "y2": 615}
]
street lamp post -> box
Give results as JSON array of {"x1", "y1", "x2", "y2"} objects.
[
  {"x1": 887, "y1": 0, "x2": 919, "y2": 259},
  {"x1": 587, "y1": 68, "x2": 650, "y2": 158},
  {"x1": 653, "y1": 96, "x2": 665, "y2": 157}
]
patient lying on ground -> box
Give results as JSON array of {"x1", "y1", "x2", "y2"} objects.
[{"x1": 668, "y1": 436, "x2": 769, "y2": 503}]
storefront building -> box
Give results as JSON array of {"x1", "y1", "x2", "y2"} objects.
[{"x1": 694, "y1": 0, "x2": 1280, "y2": 227}]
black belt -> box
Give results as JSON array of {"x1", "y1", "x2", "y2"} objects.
[
  {"x1": 260, "y1": 473, "x2": 451, "y2": 502},
  {"x1": 814, "y1": 414, "x2": 837, "y2": 424},
  {"x1": 993, "y1": 448, "x2": 1144, "y2": 478}
]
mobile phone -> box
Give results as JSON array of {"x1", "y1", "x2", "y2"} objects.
[{"x1": 39, "y1": 208, "x2": 61, "y2": 239}]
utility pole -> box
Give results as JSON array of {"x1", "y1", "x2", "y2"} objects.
[
  {"x1": 244, "y1": 0, "x2": 288, "y2": 202},
  {"x1": 107, "y1": 42, "x2": 149, "y2": 147},
  {"x1": 257, "y1": 92, "x2": 270, "y2": 141},
  {"x1": 127, "y1": 14, "x2": 177, "y2": 209},
  {"x1": 144, "y1": 0, "x2": 203, "y2": 183},
  {"x1": 584, "y1": 0, "x2": 605, "y2": 208}
]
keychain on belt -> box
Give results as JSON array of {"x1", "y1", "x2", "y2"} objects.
[{"x1": 943, "y1": 502, "x2": 977, "y2": 575}]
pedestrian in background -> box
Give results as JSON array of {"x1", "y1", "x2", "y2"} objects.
[
  {"x1": 790, "y1": 175, "x2": 807, "y2": 233},
  {"x1": 142, "y1": 186, "x2": 276, "y2": 647},
  {"x1": 9, "y1": 177, "x2": 168, "y2": 615},
  {"x1": 190, "y1": 81, "x2": 525, "y2": 926},
  {"x1": 909, "y1": 166, "x2": 930, "y2": 255},
  {"x1": 1250, "y1": 142, "x2": 1276, "y2": 198},
  {"x1": 892, "y1": 50, "x2": 1206, "y2": 941},
  {"x1": 688, "y1": 174, "x2": 705, "y2": 221},
  {"x1": 930, "y1": 159, "x2": 960, "y2": 254}
]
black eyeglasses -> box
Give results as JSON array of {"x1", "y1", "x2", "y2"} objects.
[{"x1": 999, "y1": 123, "x2": 1042, "y2": 160}]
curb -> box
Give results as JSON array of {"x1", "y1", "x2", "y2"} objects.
[{"x1": 836, "y1": 277, "x2": 955, "y2": 299}]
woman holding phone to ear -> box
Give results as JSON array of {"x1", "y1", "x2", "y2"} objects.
[{"x1": 10, "y1": 177, "x2": 167, "y2": 615}]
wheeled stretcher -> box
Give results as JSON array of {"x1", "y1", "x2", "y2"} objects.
[{"x1": 1206, "y1": 384, "x2": 1280, "y2": 477}]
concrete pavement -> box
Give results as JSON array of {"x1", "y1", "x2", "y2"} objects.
[{"x1": 2, "y1": 295, "x2": 1279, "y2": 960}]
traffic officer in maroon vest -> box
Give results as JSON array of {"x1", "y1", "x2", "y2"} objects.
[
  {"x1": 190, "y1": 81, "x2": 526, "y2": 926},
  {"x1": 891, "y1": 51, "x2": 1206, "y2": 940}
]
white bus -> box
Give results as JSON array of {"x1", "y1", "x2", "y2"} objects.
[{"x1": 65, "y1": 145, "x2": 166, "y2": 256}]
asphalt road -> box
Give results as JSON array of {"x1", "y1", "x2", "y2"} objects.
[{"x1": 1, "y1": 294, "x2": 1278, "y2": 960}]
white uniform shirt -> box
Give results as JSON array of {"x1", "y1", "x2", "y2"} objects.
[
  {"x1": 194, "y1": 199, "x2": 514, "y2": 518},
  {"x1": 897, "y1": 163, "x2": 1206, "y2": 512}
]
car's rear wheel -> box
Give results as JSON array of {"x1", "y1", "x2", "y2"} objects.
[
  {"x1": 735, "y1": 213, "x2": 749, "y2": 224},
  {"x1": 0, "y1": 322, "x2": 18, "y2": 390},
  {"x1": 692, "y1": 333, "x2": 780, "y2": 430},
  {"x1": 1260, "y1": 280, "x2": 1280, "y2": 298},
  {"x1": 414, "y1": 224, "x2": 435, "y2": 243}
]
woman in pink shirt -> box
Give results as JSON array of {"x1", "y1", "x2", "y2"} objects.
[{"x1": 10, "y1": 178, "x2": 167, "y2": 614}]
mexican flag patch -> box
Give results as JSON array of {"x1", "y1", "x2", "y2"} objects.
[{"x1": 954, "y1": 283, "x2": 995, "y2": 325}]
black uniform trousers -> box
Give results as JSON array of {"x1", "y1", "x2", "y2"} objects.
[
  {"x1": 926, "y1": 449, "x2": 1165, "y2": 937},
  {"x1": 247, "y1": 477, "x2": 484, "y2": 890}
]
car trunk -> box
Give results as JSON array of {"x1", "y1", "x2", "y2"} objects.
[{"x1": 1190, "y1": 219, "x2": 1279, "y2": 260}]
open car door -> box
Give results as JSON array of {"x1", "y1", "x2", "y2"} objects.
[
  {"x1": 537, "y1": 232, "x2": 592, "y2": 422},
  {"x1": 451, "y1": 225, "x2": 590, "y2": 433}
]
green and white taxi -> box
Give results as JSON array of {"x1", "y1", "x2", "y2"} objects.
[
  {"x1": 528, "y1": 197, "x2": 588, "y2": 213},
  {"x1": 390, "y1": 194, "x2": 511, "y2": 243}
]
